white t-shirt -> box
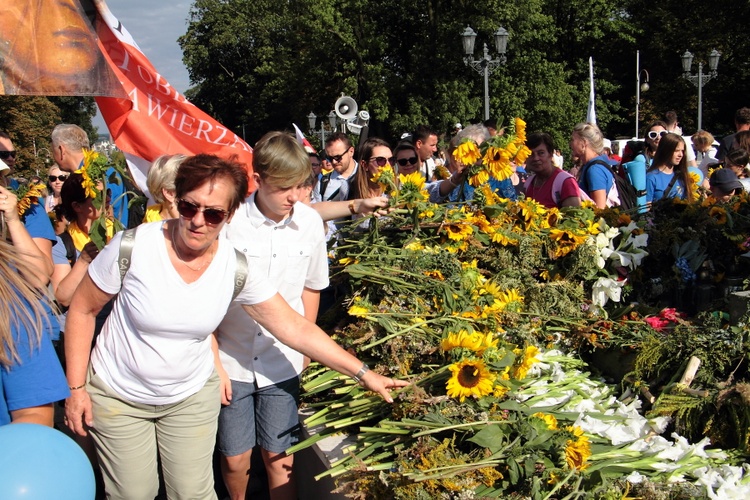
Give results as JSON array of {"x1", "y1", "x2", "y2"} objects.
[
  {"x1": 217, "y1": 196, "x2": 329, "y2": 387},
  {"x1": 88, "y1": 221, "x2": 276, "y2": 405}
]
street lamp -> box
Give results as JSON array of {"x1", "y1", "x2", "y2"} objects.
[
  {"x1": 635, "y1": 50, "x2": 650, "y2": 138},
  {"x1": 681, "y1": 49, "x2": 720, "y2": 131},
  {"x1": 307, "y1": 111, "x2": 338, "y2": 147},
  {"x1": 461, "y1": 26, "x2": 509, "y2": 121}
]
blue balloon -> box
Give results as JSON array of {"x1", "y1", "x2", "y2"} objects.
[{"x1": 0, "y1": 423, "x2": 95, "y2": 499}]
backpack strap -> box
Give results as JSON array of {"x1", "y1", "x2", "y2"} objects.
[
  {"x1": 118, "y1": 227, "x2": 138, "y2": 285},
  {"x1": 232, "y1": 248, "x2": 248, "y2": 301},
  {"x1": 59, "y1": 230, "x2": 77, "y2": 267}
]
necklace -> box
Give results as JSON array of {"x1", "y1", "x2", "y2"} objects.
[{"x1": 170, "y1": 223, "x2": 213, "y2": 272}]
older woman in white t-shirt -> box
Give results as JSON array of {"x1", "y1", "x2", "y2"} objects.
[{"x1": 63, "y1": 154, "x2": 406, "y2": 499}]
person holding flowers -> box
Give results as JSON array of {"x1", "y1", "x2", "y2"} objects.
[
  {"x1": 523, "y1": 132, "x2": 582, "y2": 208},
  {"x1": 63, "y1": 154, "x2": 406, "y2": 499},
  {"x1": 646, "y1": 133, "x2": 694, "y2": 203},
  {"x1": 350, "y1": 137, "x2": 393, "y2": 200}
]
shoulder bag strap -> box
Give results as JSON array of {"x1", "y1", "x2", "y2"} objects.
[
  {"x1": 118, "y1": 227, "x2": 138, "y2": 286},
  {"x1": 232, "y1": 248, "x2": 249, "y2": 301},
  {"x1": 664, "y1": 174, "x2": 679, "y2": 198}
]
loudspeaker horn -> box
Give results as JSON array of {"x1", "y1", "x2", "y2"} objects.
[{"x1": 334, "y1": 95, "x2": 358, "y2": 121}]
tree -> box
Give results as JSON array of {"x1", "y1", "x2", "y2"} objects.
[{"x1": 0, "y1": 96, "x2": 60, "y2": 179}]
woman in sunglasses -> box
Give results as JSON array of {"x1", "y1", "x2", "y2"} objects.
[
  {"x1": 45, "y1": 165, "x2": 68, "y2": 214},
  {"x1": 646, "y1": 133, "x2": 694, "y2": 204},
  {"x1": 350, "y1": 137, "x2": 393, "y2": 200},
  {"x1": 63, "y1": 154, "x2": 406, "y2": 499},
  {"x1": 393, "y1": 141, "x2": 422, "y2": 176}
]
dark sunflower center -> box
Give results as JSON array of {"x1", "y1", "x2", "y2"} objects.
[{"x1": 458, "y1": 364, "x2": 481, "y2": 388}]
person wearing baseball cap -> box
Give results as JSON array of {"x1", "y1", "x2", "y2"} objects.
[{"x1": 709, "y1": 168, "x2": 744, "y2": 202}]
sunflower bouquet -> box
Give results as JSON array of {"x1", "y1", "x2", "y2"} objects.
[{"x1": 452, "y1": 117, "x2": 532, "y2": 187}]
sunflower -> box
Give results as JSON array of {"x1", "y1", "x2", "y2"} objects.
[
  {"x1": 514, "y1": 145, "x2": 532, "y2": 165},
  {"x1": 468, "y1": 168, "x2": 490, "y2": 188},
  {"x1": 14, "y1": 183, "x2": 46, "y2": 217},
  {"x1": 564, "y1": 426, "x2": 592, "y2": 470},
  {"x1": 441, "y1": 330, "x2": 497, "y2": 353},
  {"x1": 549, "y1": 229, "x2": 588, "y2": 258},
  {"x1": 399, "y1": 171, "x2": 426, "y2": 190},
  {"x1": 511, "y1": 345, "x2": 540, "y2": 380},
  {"x1": 453, "y1": 140, "x2": 482, "y2": 165},
  {"x1": 371, "y1": 164, "x2": 396, "y2": 192},
  {"x1": 532, "y1": 412, "x2": 559, "y2": 430},
  {"x1": 444, "y1": 222, "x2": 474, "y2": 241},
  {"x1": 446, "y1": 359, "x2": 496, "y2": 402},
  {"x1": 709, "y1": 206, "x2": 728, "y2": 225},
  {"x1": 514, "y1": 117, "x2": 527, "y2": 143},
  {"x1": 347, "y1": 304, "x2": 370, "y2": 317}
]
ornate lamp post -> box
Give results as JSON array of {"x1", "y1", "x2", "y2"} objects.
[
  {"x1": 635, "y1": 50, "x2": 650, "y2": 139},
  {"x1": 681, "y1": 49, "x2": 720, "y2": 131},
  {"x1": 307, "y1": 111, "x2": 338, "y2": 147},
  {"x1": 461, "y1": 26, "x2": 509, "y2": 121}
]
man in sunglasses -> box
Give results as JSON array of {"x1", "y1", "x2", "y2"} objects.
[
  {"x1": 317, "y1": 132, "x2": 357, "y2": 202},
  {"x1": 51, "y1": 124, "x2": 130, "y2": 228},
  {"x1": 0, "y1": 130, "x2": 21, "y2": 189}
]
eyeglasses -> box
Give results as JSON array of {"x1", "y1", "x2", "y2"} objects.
[
  {"x1": 647, "y1": 130, "x2": 668, "y2": 140},
  {"x1": 176, "y1": 198, "x2": 229, "y2": 225},
  {"x1": 0, "y1": 150, "x2": 17, "y2": 160},
  {"x1": 48, "y1": 175, "x2": 69, "y2": 182},
  {"x1": 325, "y1": 149, "x2": 350, "y2": 164},
  {"x1": 396, "y1": 156, "x2": 419, "y2": 167},
  {"x1": 368, "y1": 156, "x2": 394, "y2": 167}
]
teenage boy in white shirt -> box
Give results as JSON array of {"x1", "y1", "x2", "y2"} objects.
[{"x1": 214, "y1": 131, "x2": 329, "y2": 500}]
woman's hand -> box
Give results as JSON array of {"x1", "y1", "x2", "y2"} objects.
[
  {"x1": 356, "y1": 197, "x2": 391, "y2": 217},
  {"x1": 65, "y1": 389, "x2": 94, "y2": 437},
  {"x1": 359, "y1": 371, "x2": 409, "y2": 403},
  {"x1": 79, "y1": 241, "x2": 100, "y2": 264},
  {"x1": 0, "y1": 186, "x2": 20, "y2": 222}
]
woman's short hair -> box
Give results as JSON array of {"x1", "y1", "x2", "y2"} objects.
[
  {"x1": 572, "y1": 122, "x2": 604, "y2": 154},
  {"x1": 252, "y1": 132, "x2": 311, "y2": 189},
  {"x1": 59, "y1": 173, "x2": 89, "y2": 221},
  {"x1": 393, "y1": 141, "x2": 418, "y2": 159},
  {"x1": 175, "y1": 154, "x2": 249, "y2": 215},
  {"x1": 147, "y1": 154, "x2": 187, "y2": 205},
  {"x1": 526, "y1": 132, "x2": 555, "y2": 154}
]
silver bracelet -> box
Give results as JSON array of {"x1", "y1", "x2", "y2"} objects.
[{"x1": 352, "y1": 363, "x2": 370, "y2": 384}]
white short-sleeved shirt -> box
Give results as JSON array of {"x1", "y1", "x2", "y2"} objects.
[
  {"x1": 217, "y1": 196, "x2": 329, "y2": 387},
  {"x1": 88, "y1": 221, "x2": 276, "y2": 405}
]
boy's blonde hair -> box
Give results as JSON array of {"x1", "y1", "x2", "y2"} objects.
[{"x1": 253, "y1": 132, "x2": 312, "y2": 189}]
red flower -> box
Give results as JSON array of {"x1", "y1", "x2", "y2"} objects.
[
  {"x1": 659, "y1": 308, "x2": 684, "y2": 322},
  {"x1": 645, "y1": 316, "x2": 670, "y2": 332}
]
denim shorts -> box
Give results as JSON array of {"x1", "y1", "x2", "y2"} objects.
[{"x1": 217, "y1": 376, "x2": 301, "y2": 456}]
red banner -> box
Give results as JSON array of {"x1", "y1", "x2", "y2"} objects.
[{"x1": 92, "y1": 1, "x2": 254, "y2": 195}]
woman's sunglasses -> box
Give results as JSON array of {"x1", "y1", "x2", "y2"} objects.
[
  {"x1": 176, "y1": 199, "x2": 229, "y2": 225},
  {"x1": 647, "y1": 130, "x2": 668, "y2": 140},
  {"x1": 396, "y1": 156, "x2": 418, "y2": 167},
  {"x1": 49, "y1": 175, "x2": 69, "y2": 182},
  {"x1": 368, "y1": 156, "x2": 394, "y2": 167}
]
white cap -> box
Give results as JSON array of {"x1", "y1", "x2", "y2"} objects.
[
  {"x1": 602, "y1": 138, "x2": 612, "y2": 149},
  {"x1": 455, "y1": 123, "x2": 463, "y2": 129},
  {"x1": 0, "y1": 158, "x2": 9, "y2": 173}
]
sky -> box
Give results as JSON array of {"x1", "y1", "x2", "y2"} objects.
[{"x1": 93, "y1": 0, "x2": 193, "y2": 134}]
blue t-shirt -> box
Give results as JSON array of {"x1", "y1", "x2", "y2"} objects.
[
  {"x1": 450, "y1": 177, "x2": 518, "y2": 203},
  {"x1": 578, "y1": 155, "x2": 614, "y2": 198},
  {"x1": 1, "y1": 300, "x2": 70, "y2": 426},
  {"x1": 106, "y1": 167, "x2": 129, "y2": 227},
  {"x1": 646, "y1": 170, "x2": 685, "y2": 202},
  {"x1": 22, "y1": 200, "x2": 56, "y2": 243}
]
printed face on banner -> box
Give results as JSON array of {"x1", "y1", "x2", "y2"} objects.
[{"x1": 0, "y1": 0, "x2": 122, "y2": 95}]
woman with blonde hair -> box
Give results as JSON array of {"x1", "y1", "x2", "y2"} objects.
[
  {"x1": 143, "y1": 154, "x2": 187, "y2": 222},
  {"x1": 0, "y1": 238, "x2": 69, "y2": 426},
  {"x1": 571, "y1": 122, "x2": 617, "y2": 208}
]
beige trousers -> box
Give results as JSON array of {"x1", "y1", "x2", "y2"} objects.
[{"x1": 87, "y1": 367, "x2": 220, "y2": 500}]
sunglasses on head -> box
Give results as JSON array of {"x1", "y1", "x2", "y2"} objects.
[
  {"x1": 0, "y1": 150, "x2": 17, "y2": 160},
  {"x1": 396, "y1": 156, "x2": 418, "y2": 167},
  {"x1": 49, "y1": 175, "x2": 68, "y2": 183},
  {"x1": 368, "y1": 156, "x2": 394, "y2": 167},
  {"x1": 176, "y1": 199, "x2": 229, "y2": 225},
  {"x1": 647, "y1": 130, "x2": 668, "y2": 140},
  {"x1": 325, "y1": 150, "x2": 349, "y2": 163}
]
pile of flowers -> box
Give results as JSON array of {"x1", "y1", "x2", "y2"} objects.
[{"x1": 298, "y1": 130, "x2": 750, "y2": 498}]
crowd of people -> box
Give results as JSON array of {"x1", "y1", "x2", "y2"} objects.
[{"x1": 1, "y1": 106, "x2": 749, "y2": 499}]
